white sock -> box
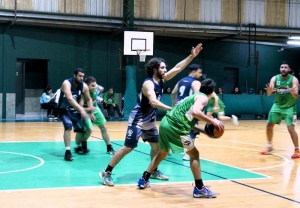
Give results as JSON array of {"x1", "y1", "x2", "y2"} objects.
[{"x1": 66, "y1": 147, "x2": 70, "y2": 150}]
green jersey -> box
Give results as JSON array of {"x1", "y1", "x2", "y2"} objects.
[
  {"x1": 166, "y1": 92, "x2": 206, "y2": 133},
  {"x1": 208, "y1": 96, "x2": 225, "y2": 109},
  {"x1": 84, "y1": 90, "x2": 98, "y2": 108},
  {"x1": 274, "y1": 74, "x2": 296, "y2": 108}
]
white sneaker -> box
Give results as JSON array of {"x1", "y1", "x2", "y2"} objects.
[
  {"x1": 232, "y1": 115, "x2": 239, "y2": 126},
  {"x1": 183, "y1": 153, "x2": 190, "y2": 161},
  {"x1": 168, "y1": 149, "x2": 173, "y2": 156}
]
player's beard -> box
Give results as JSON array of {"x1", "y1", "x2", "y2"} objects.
[
  {"x1": 281, "y1": 71, "x2": 288, "y2": 77},
  {"x1": 74, "y1": 78, "x2": 82, "y2": 85},
  {"x1": 156, "y1": 69, "x2": 164, "y2": 80}
]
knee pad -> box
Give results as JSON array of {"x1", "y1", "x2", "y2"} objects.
[{"x1": 180, "y1": 135, "x2": 194, "y2": 152}]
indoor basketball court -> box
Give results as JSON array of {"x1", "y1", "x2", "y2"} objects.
[{"x1": 0, "y1": 120, "x2": 300, "y2": 207}]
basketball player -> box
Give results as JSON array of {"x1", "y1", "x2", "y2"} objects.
[
  {"x1": 58, "y1": 68, "x2": 94, "y2": 161},
  {"x1": 171, "y1": 63, "x2": 202, "y2": 160},
  {"x1": 206, "y1": 92, "x2": 239, "y2": 125},
  {"x1": 261, "y1": 61, "x2": 300, "y2": 158},
  {"x1": 137, "y1": 79, "x2": 224, "y2": 198},
  {"x1": 78, "y1": 76, "x2": 115, "y2": 155},
  {"x1": 99, "y1": 43, "x2": 203, "y2": 186}
]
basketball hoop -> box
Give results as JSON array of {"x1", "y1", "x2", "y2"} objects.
[{"x1": 137, "y1": 50, "x2": 147, "y2": 62}]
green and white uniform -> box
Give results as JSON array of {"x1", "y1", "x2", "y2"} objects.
[
  {"x1": 207, "y1": 96, "x2": 226, "y2": 113},
  {"x1": 159, "y1": 92, "x2": 205, "y2": 153},
  {"x1": 268, "y1": 74, "x2": 297, "y2": 126},
  {"x1": 84, "y1": 90, "x2": 106, "y2": 129}
]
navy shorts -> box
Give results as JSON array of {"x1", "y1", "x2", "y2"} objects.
[
  {"x1": 58, "y1": 108, "x2": 85, "y2": 132},
  {"x1": 124, "y1": 125, "x2": 158, "y2": 148}
]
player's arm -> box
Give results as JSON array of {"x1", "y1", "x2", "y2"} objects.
[
  {"x1": 289, "y1": 77, "x2": 299, "y2": 99},
  {"x1": 171, "y1": 82, "x2": 179, "y2": 106},
  {"x1": 265, "y1": 76, "x2": 276, "y2": 96},
  {"x1": 163, "y1": 44, "x2": 203, "y2": 81},
  {"x1": 210, "y1": 92, "x2": 220, "y2": 111},
  {"x1": 61, "y1": 80, "x2": 88, "y2": 118},
  {"x1": 82, "y1": 83, "x2": 94, "y2": 113},
  {"x1": 142, "y1": 80, "x2": 172, "y2": 111},
  {"x1": 191, "y1": 80, "x2": 201, "y2": 93},
  {"x1": 192, "y1": 94, "x2": 224, "y2": 131}
]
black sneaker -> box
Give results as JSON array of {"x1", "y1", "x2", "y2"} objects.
[
  {"x1": 75, "y1": 146, "x2": 84, "y2": 154},
  {"x1": 81, "y1": 141, "x2": 90, "y2": 154},
  {"x1": 107, "y1": 148, "x2": 115, "y2": 155},
  {"x1": 64, "y1": 150, "x2": 73, "y2": 161}
]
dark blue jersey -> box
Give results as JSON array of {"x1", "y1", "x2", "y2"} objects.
[
  {"x1": 58, "y1": 78, "x2": 84, "y2": 109},
  {"x1": 176, "y1": 76, "x2": 196, "y2": 103},
  {"x1": 128, "y1": 78, "x2": 163, "y2": 129}
]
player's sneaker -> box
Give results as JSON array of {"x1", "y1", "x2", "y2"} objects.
[
  {"x1": 137, "y1": 178, "x2": 150, "y2": 189},
  {"x1": 107, "y1": 148, "x2": 115, "y2": 155},
  {"x1": 183, "y1": 153, "x2": 190, "y2": 161},
  {"x1": 64, "y1": 150, "x2": 73, "y2": 161},
  {"x1": 261, "y1": 147, "x2": 273, "y2": 155},
  {"x1": 231, "y1": 115, "x2": 239, "y2": 126},
  {"x1": 99, "y1": 170, "x2": 114, "y2": 186},
  {"x1": 193, "y1": 186, "x2": 217, "y2": 198},
  {"x1": 81, "y1": 141, "x2": 90, "y2": 154},
  {"x1": 150, "y1": 169, "x2": 169, "y2": 180},
  {"x1": 75, "y1": 146, "x2": 84, "y2": 154},
  {"x1": 291, "y1": 149, "x2": 300, "y2": 159}
]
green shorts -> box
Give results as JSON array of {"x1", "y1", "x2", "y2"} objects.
[
  {"x1": 267, "y1": 104, "x2": 297, "y2": 126},
  {"x1": 83, "y1": 107, "x2": 106, "y2": 129},
  {"x1": 159, "y1": 116, "x2": 191, "y2": 154}
]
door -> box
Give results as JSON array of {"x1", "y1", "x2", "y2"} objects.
[
  {"x1": 223, "y1": 68, "x2": 238, "y2": 94},
  {"x1": 16, "y1": 62, "x2": 25, "y2": 114}
]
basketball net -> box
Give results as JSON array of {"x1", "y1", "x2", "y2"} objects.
[{"x1": 137, "y1": 50, "x2": 146, "y2": 62}]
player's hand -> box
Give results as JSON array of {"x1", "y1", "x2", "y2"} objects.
[
  {"x1": 90, "y1": 114, "x2": 96, "y2": 122},
  {"x1": 191, "y1": 43, "x2": 203, "y2": 58},
  {"x1": 265, "y1": 83, "x2": 275, "y2": 95},
  {"x1": 213, "y1": 106, "x2": 220, "y2": 112},
  {"x1": 80, "y1": 110, "x2": 89, "y2": 120},
  {"x1": 212, "y1": 119, "x2": 224, "y2": 131},
  {"x1": 287, "y1": 86, "x2": 298, "y2": 94}
]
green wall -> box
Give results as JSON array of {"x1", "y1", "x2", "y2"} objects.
[{"x1": 0, "y1": 24, "x2": 300, "y2": 118}]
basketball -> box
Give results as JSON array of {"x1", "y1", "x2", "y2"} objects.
[{"x1": 204, "y1": 123, "x2": 224, "y2": 138}]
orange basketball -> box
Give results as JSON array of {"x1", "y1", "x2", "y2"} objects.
[{"x1": 204, "y1": 123, "x2": 224, "y2": 138}]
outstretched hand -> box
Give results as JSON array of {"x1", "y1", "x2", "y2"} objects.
[
  {"x1": 265, "y1": 83, "x2": 275, "y2": 95},
  {"x1": 191, "y1": 43, "x2": 203, "y2": 58}
]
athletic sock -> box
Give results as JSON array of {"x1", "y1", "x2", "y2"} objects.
[
  {"x1": 153, "y1": 167, "x2": 158, "y2": 172},
  {"x1": 107, "y1": 144, "x2": 112, "y2": 151},
  {"x1": 66, "y1": 147, "x2": 70, "y2": 150},
  {"x1": 195, "y1": 179, "x2": 204, "y2": 190},
  {"x1": 105, "y1": 165, "x2": 114, "y2": 173},
  {"x1": 142, "y1": 171, "x2": 151, "y2": 181}
]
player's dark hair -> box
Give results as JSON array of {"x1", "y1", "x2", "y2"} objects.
[
  {"x1": 74, "y1": 68, "x2": 84, "y2": 75},
  {"x1": 189, "y1": 64, "x2": 202, "y2": 72},
  {"x1": 281, "y1": 61, "x2": 290, "y2": 68},
  {"x1": 200, "y1": 78, "x2": 216, "y2": 95},
  {"x1": 85, "y1": 76, "x2": 96, "y2": 85},
  {"x1": 145, "y1": 58, "x2": 166, "y2": 77}
]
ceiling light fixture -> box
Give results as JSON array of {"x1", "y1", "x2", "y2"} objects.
[
  {"x1": 287, "y1": 40, "x2": 300, "y2": 45},
  {"x1": 289, "y1": 36, "x2": 300, "y2": 40}
]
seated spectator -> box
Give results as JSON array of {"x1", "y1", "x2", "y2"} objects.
[
  {"x1": 258, "y1": 89, "x2": 265, "y2": 95},
  {"x1": 231, "y1": 86, "x2": 242, "y2": 94},
  {"x1": 248, "y1": 88, "x2": 254, "y2": 94},
  {"x1": 217, "y1": 87, "x2": 223, "y2": 95},
  {"x1": 40, "y1": 86, "x2": 58, "y2": 120},
  {"x1": 163, "y1": 87, "x2": 171, "y2": 94},
  {"x1": 103, "y1": 87, "x2": 124, "y2": 120}
]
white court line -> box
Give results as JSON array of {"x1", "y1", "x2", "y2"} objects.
[
  {"x1": 0, "y1": 151, "x2": 44, "y2": 174},
  {"x1": 199, "y1": 144, "x2": 290, "y2": 171}
]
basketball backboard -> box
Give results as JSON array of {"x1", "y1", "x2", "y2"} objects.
[{"x1": 123, "y1": 31, "x2": 154, "y2": 56}]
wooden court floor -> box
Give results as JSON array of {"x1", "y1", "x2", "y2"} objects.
[{"x1": 0, "y1": 120, "x2": 300, "y2": 208}]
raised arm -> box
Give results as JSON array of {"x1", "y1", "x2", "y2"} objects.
[
  {"x1": 171, "y1": 82, "x2": 179, "y2": 106},
  {"x1": 163, "y1": 44, "x2": 203, "y2": 81},
  {"x1": 142, "y1": 80, "x2": 172, "y2": 111}
]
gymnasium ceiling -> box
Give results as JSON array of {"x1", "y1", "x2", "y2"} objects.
[{"x1": 0, "y1": 10, "x2": 299, "y2": 50}]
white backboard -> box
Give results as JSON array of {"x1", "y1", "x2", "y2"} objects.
[{"x1": 123, "y1": 31, "x2": 154, "y2": 56}]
